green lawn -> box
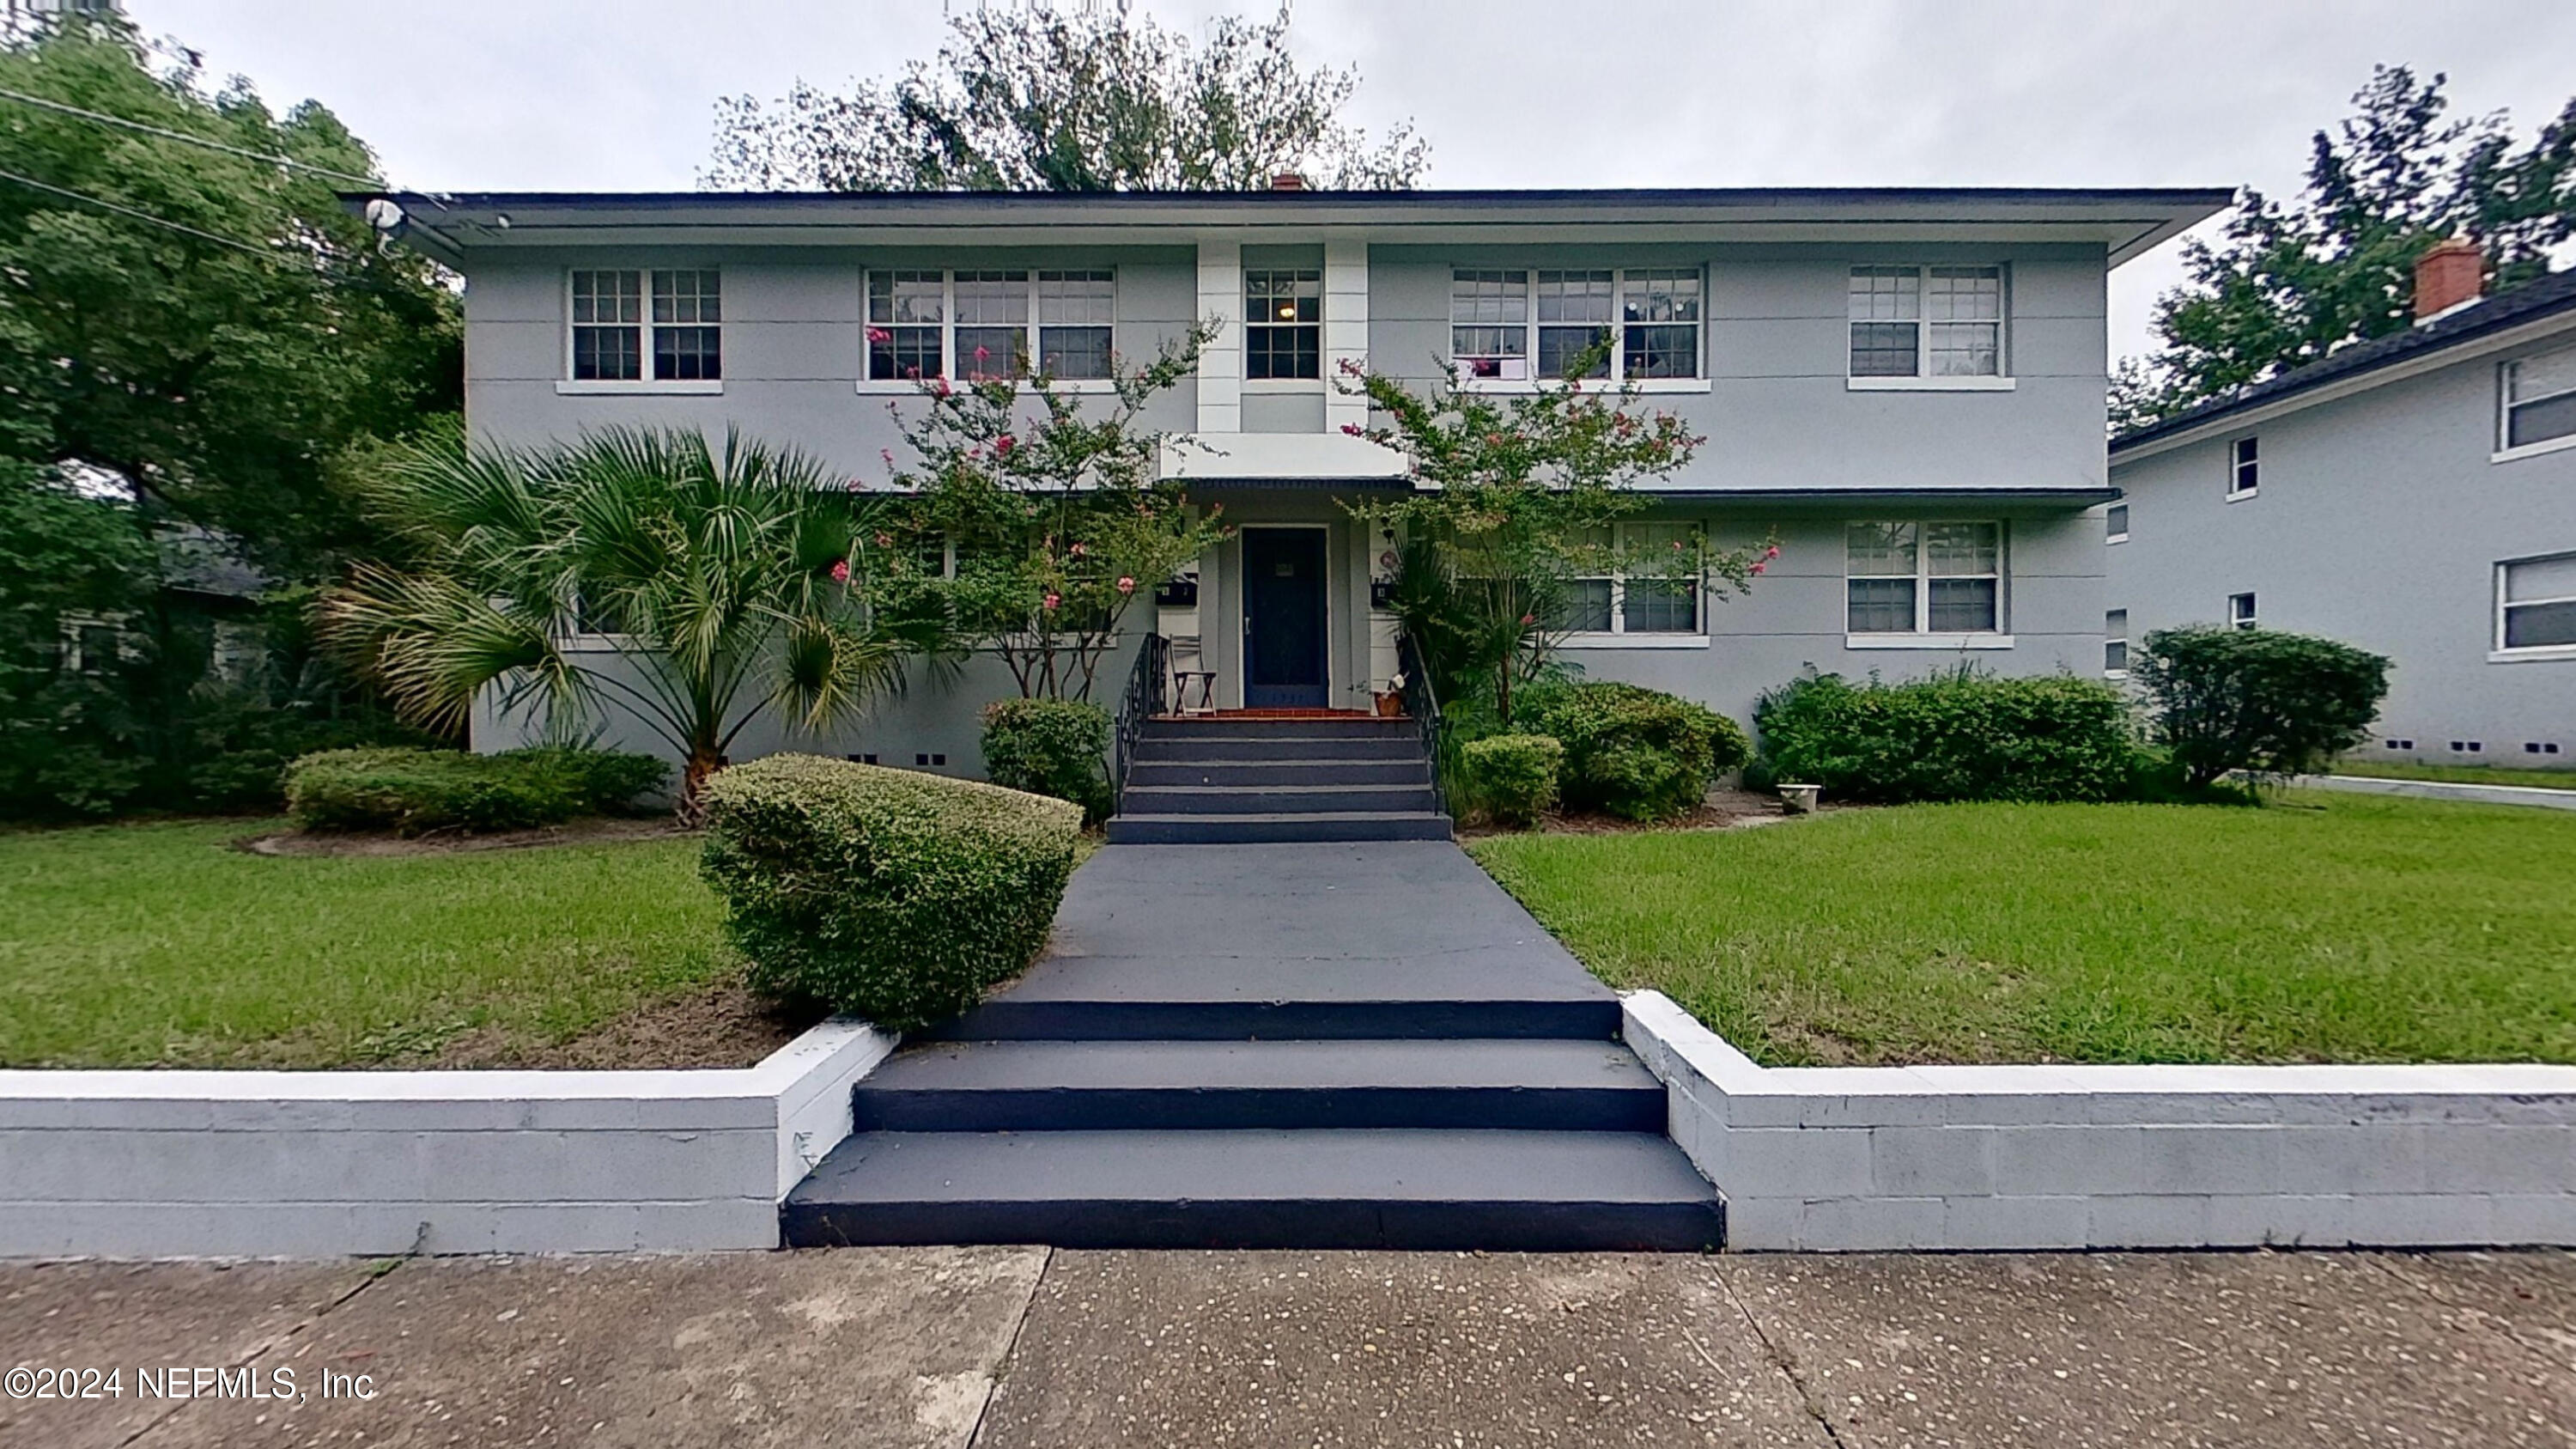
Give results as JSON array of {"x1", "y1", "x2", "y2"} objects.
[
  {"x1": 0, "y1": 820, "x2": 726, "y2": 1068},
  {"x1": 1469, "y1": 793, "x2": 2576, "y2": 1067},
  {"x1": 2326, "y1": 759, "x2": 2576, "y2": 791}
]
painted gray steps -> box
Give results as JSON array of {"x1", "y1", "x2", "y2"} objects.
[
  {"x1": 1120, "y1": 783, "x2": 1439, "y2": 815},
  {"x1": 1132, "y1": 734, "x2": 1423, "y2": 762},
  {"x1": 916, "y1": 959, "x2": 1619, "y2": 1043},
  {"x1": 1144, "y1": 717, "x2": 1417, "y2": 741},
  {"x1": 852, "y1": 1038, "x2": 1665, "y2": 1132},
  {"x1": 1106, "y1": 811, "x2": 1452, "y2": 845},
  {"x1": 781, "y1": 1129, "x2": 1723, "y2": 1251},
  {"x1": 1126, "y1": 758, "x2": 1430, "y2": 788}
]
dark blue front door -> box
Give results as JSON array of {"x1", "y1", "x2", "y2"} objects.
[{"x1": 1243, "y1": 527, "x2": 1328, "y2": 709}]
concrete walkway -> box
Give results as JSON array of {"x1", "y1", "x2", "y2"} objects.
[{"x1": 9, "y1": 1248, "x2": 2573, "y2": 1447}]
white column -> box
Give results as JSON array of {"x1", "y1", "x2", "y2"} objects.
[
  {"x1": 1195, "y1": 240, "x2": 1242, "y2": 435},
  {"x1": 1324, "y1": 237, "x2": 1370, "y2": 435}
]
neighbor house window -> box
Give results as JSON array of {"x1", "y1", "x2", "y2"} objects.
[
  {"x1": 866, "y1": 269, "x2": 1119, "y2": 382},
  {"x1": 2104, "y1": 609, "x2": 2129, "y2": 675},
  {"x1": 1848, "y1": 265, "x2": 2003, "y2": 378},
  {"x1": 2228, "y1": 436, "x2": 2260, "y2": 497},
  {"x1": 571, "y1": 270, "x2": 720, "y2": 382},
  {"x1": 2498, "y1": 552, "x2": 2576, "y2": 651},
  {"x1": 2105, "y1": 502, "x2": 2129, "y2": 543},
  {"x1": 1845, "y1": 521, "x2": 2004, "y2": 635},
  {"x1": 1557, "y1": 521, "x2": 1704, "y2": 636},
  {"x1": 1246, "y1": 269, "x2": 1321, "y2": 379},
  {"x1": 2500, "y1": 344, "x2": 2576, "y2": 451},
  {"x1": 1449, "y1": 268, "x2": 1700, "y2": 382},
  {"x1": 2228, "y1": 592, "x2": 2258, "y2": 630}
]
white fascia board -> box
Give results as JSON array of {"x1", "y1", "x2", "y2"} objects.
[{"x1": 1160, "y1": 432, "x2": 1409, "y2": 482}]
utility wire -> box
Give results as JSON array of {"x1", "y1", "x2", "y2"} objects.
[
  {"x1": 0, "y1": 165, "x2": 280, "y2": 258},
  {"x1": 0, "y1": 84, "x2": 385, "y2": 189}
]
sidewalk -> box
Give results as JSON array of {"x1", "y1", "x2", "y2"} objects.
[{"x1": 8, "y1": 1247, "x2": 2571, "y2": 1447}]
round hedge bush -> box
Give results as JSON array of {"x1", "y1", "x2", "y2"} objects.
[
  {"x1": 979, "y1": 697, "x2": 1113, "y2": 825},
  {"x1": 699, "y1": 754, "x2": 1084, "y2": 1030},
  {"x1": 1519, "y1": 681, "x2": 1746, "y2": 822}
]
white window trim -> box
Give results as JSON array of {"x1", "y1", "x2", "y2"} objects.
[
  {"x1": 1844, "y1": 264, "x2": 2010, "y2": 382},
  {"x1": 2491, "y1": 554, "x2": 2576, "y2": 662},
  {"x1": 2227, "y1": 592, "x2": 2258, "y2": 630},
  {"x1": 2103, "y1": 611, "x2": 2129, "y2": 679},
  {"x1": 854, "y1": 268, "x2": 1121, "y2": 394},
  {"x1": 563, "y1": 269, "x2": 723, "y2": 392},
  {"x1": 1450, "y1": 267, "x2": 1708, "y2": 391},
  {"x1": 2497, "y1": 350, "x2": 2576, "y2": 460},
  {"x1": 2105, "y1": 507, "x2": 2129, "y2": 545},
  {"x1": 1558, "y1": 521, "x2": 1708, "y2": 642},
  {"x1": 1243, "y1": 267, "x2": 1324, "y2": 385},
  {"x1": 2225, "y1": 436, "x2": 2260, "y2": 500},
  {"x1": 1843, "y1": 520, "x2": 2008, "y2": 643}
]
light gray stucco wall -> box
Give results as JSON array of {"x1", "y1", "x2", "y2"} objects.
[{"x1": 2107, "y1": 340, "x2": 2576, "y2": 765}]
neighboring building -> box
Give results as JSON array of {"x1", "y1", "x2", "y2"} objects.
[
  {"x1": 368, "y1": 184, "x2": 2225, "y2": 775},
  {"x1": 2108, "y1": 243, "x2": 2576, "y2": 770}
]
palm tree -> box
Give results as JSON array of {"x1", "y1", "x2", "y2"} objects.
[{"x1": 324, "y1": 426, "x2": 940, "y2": 819}]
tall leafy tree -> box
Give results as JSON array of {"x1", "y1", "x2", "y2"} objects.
[
  {"x1": 0, "y1": 17, "x2": 460, "y2": 573},
  {"x1": 2115, "y1": 66, "x2": 2576, "y2": 431},
  {"x1": 705, "y1": 3, "x2": 1426, "y2": 192}
]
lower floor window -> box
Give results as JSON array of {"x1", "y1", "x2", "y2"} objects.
[
  {"x1": 2228, "y1": 592, "x2": 2258, "y2": 630},
  {"x1": 2103, "y1": 609, "x2": 2128, "y2": 674},
  {"x1": 1845, "y1": 521, "x2": 2003, "y2": 634},
  {"x1": 1555, "y1": 521, "x2": 1702, "y2": 635},
  {"x1": 2499, "y1": 553, "x2": 2576, "y2": 649}
]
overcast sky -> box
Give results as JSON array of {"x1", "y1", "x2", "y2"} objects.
[{"x1": 123, "y1": 0, "x2": 2576, "y2": 362}]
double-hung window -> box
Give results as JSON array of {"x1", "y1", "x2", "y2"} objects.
[
  {"x1": 2227, "y1": 436, "x2": 2260, "y2": 497},
  {"x1": 1558, "y1": 522, "x2": 1704, "y2": 637},
  {"x1": 1845, "y1": 521, "x2": 2004, "y2": 636},
  {"x1": 1246, "y1": 269, "x2": 1321, "y2": 380},
  {"x1": 866, "y1": 269, "x2": 1119, "y2": 383},
  {"x1": 1449, "y1": 268, "x2": 1701, "y2": 383},
  {"x1": 1847, "y1": 265, "x2": 2004, "y2": 378},
  {"x1": 2500, "y1": 344, "x2": 2576, "y2": 453},
  {"x1": 2104, "y1": 609, "x2": 2129, "y2": 675},
  {"x1": 571, "y1": 269, "x2": 722, "y2": 382},
  {"x1": 2497, "y1": 553, "x2": 2576, "y2": 653},
  {"x1": 2228, "y1": 592, "x2": 2258, "y2": 630}
]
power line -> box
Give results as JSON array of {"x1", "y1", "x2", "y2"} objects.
[
  {"x1": 0, "y1": 84, "x2": 385, "y2": 189},
  {"x1": 0, "y1": 165, "x2": 280, "y2": 258}
]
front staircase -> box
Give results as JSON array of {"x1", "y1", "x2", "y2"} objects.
[
  {"x1": 1106, "y1": 715, "x2": 1451, "y2": 843},
  {"x1": 780, "y1": 843, "x2": 1723, "y2": 1251}
]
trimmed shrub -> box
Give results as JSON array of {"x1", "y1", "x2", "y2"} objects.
[
  {"x1": 2134, "y1": 625, "x2": 2391, "y2": 788},
  {"x1": 1751, "y1": 669, "x2": 2136, "y2": 804},
  {"x1": 283, "y1": 746, "x2": 669, "y2": 834},
  {"x1": 979, "y1": 698, "x2": 1113, "y2": 825},
  {"x1": 1463, "y1": 733, "x2": 1564, "y2": 828},
  {"x1": 1521, "y1": 681, "x2": 1747, "y2": 822},
  {"x1": 699, "y1": 754, "x2": 1083, "y2": 1029}
]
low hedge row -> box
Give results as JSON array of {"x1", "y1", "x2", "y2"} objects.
[
  {"x1": 1751, "y1": 670, "x2": 2136, "y2": 804},
  {"x1": 283, "y1": 746, "x2": 669, "y2": 834},
  {"x1": 699, "y1": 754, "x2": 1084, "y2": 1030}
]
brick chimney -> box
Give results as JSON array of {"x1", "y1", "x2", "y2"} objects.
[
  {"x1": 1270, "y1": 171, "x2": 1309, "y2": 192},
  {"x1": 2413, "y1": 236, "x2": 2484, "y2": 322}
]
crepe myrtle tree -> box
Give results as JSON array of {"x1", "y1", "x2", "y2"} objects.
[
  {"x1": 866, "y1": 322, "x2": 1225, "y2": 700},
  {"x1": 323, "y1": 426, "x2": 937, "y2": 820},
  {"x1": 1335, "y1": 347, "x2": 1772, "y2": 725}
]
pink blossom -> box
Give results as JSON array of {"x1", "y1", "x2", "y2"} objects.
[
  {"x1": 881, "y1": 448, "x2": 896, "y2": 469},
  {"x1": 829, "y1": 559, "x2": 851, "y2": 583},
  {"x1": 1069, "y1": 542, "x2": 1086, "y2": 558},
  {"x1": 996, "y1": 435, "x2": 1015, "y2": 454},
  {"x1": 866, "y1": 327, "x2": 891, "y2": 344},
  {"x1": 1043, "y1": 592, "x2": 1060, "y2": 611},
  {"x1": 1520, "y1": 613, "x2": 1536, "y2": 626},
  {"x1": 1340, "y1": 423, "x2": 1364, "y2": 436},
  {"x1": 1116, "y1": 575, "x2": 1136, "y2": 595},
  {"x1": 1765, "y1": 545, "x2": 1781, "y2": 559},
  {"x1": 1749, "y1": 561, "x2": 1767, "y2": 575},
  {"x1": 875, "y1": 532, "x2": 894, "y2": 548},
  {"x1": 974, "y1": 345, "x2": 989, "y2": 362},
  {"x1": 933, "y1": 377, "x2": 951, "y2": 397}
]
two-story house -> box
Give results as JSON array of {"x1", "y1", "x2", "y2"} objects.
[
  {"x1": 366, "y1": 184, "x2": 2227, "y2": 780},
  {"x1": 2108, "y1": 243, "x2": 2576, "y2": 770}
]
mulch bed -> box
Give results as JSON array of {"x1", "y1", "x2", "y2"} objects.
[
  {"x1": 416, "y1": 971, "x2": 824, "y2": 1071},
  {"x1": 236, "y1": 817, "x2": 690, "y2": 857},
  {"x1": 1456, "y1": 787, "x2": 1844, "y2": 838}
]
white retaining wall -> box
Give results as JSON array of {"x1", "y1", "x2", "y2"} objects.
[
  {"x1": 2301, "y1": 773, "x2": 2576, "y2": 812},
  {"x1": 0, "y1": 1021, "x2": 894, "y2": 1258},
  {"x1": 1623, "y1": 992, "x2": 2576, "y2": 1251}
]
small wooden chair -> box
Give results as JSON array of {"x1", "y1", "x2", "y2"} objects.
[{"x1": 1166, "y1": 635, "x2": 1218, "y2": 715}]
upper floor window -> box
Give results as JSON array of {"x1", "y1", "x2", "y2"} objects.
[
  {"x1": 2105, "y1": 502, "x2": 2129, "y2": 543},
  {"x1": 866, "y1": 269, "x2": 1117, "y2": 383},
  {"x1": 1846, "y1": 521, "x2": 2003, "y2": 635},
  {"x1": 1246, "y1": 269, "x2": 1321, "y2": 379},
  {"x1": 1449, "y1": 268, "x2": 1701, "y2": 383},
  {"x1": 2227, "y1": 435, "x2": 2259, "y2": 497},
  {"x1": 2501, "y1": 344, "x2": 2576, "y2": 453},
  {"x1": 1848, "y1": 265, "x2": 2003, "y2": 378},
  {"x1": 2498, "y1": 553, "x2": 2576, "y2": 652},
  {"x1": 1556, "y1": 521, "x2": 1703, "y2": 636},
  {"x1": 571, "y1": 269, "x2": 723, "y2": 382}
]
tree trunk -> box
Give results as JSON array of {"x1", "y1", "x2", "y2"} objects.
[{"x1": 677, "y1": 746, "x2": 722, "y2": 826}]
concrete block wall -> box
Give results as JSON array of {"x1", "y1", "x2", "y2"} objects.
[
  {"x1": 0, "y1": 1021, "x2": 894, "y2": 1258},
  {"x1": 1623, "y1": 992, "x2": 2576, "y2": 1251}
]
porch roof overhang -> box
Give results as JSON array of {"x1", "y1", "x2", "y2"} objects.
[
  {"x1": 1633, "y1": 484, "x2": 2117, "y2": 509},
  {"x1": 349, "y1": 186, "x2": 2231, "y2": 271}
]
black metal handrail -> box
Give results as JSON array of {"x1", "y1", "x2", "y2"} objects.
[
  {"x1": 1394, "y1": 630, "x2": 1449, "y2": 818},
  {"x1": 1111, "y1": 631, "x2": 1170, "y2": 812}
]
